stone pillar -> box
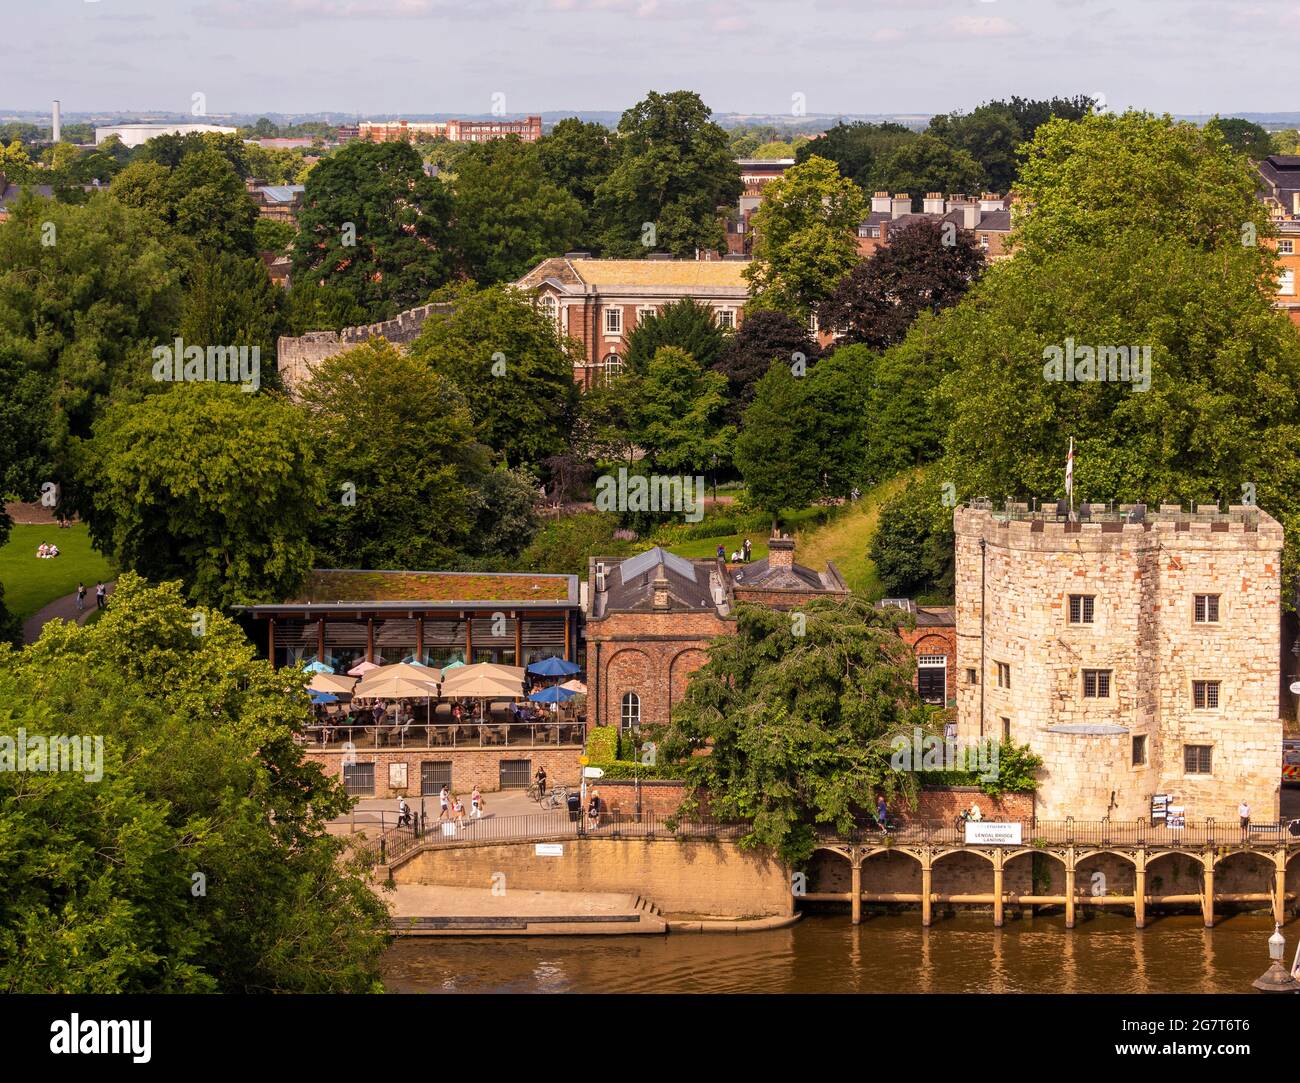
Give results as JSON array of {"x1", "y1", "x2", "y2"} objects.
[
  {"x1": 921, "y1": 860, "x2": 933, "y2": 927},
  {"x1": 851, "y1": 858, "x2": 862, "y2": 926},
  {"x1": 1134, "y1": 858, "x2": 1146, "y2": 930},
  {"x1": 992, "y1": 852, "x2": 1004, "y2": 928},
  {"x1": 1275, "y1": 851, "x2": 1287, "y2": 926},
  {"x1": 1065, "y1": 850, "x2": 1076, "y2": 929},
  {"x1": 1202, "y1": 854, "x2": 1215, "y2": 928}
]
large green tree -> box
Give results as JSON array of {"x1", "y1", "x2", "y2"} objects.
[
  {"x1": 713, "y1": 308, "x2": 819, "y2": 424},
  {"x1": 927, "y1": 104, "x2": 1022, "y2": 192},
  {"x1": 793, "y1": 121, "x2": 915, "y2": 190},
  {"x1": 178, "y1": 252, "x2": 284, "y2": 390},
  {"x1": 625, "y1": 346, "x2": 734, "y2": 475},
  {"x1": 78, "y1": 384, "x2": 321, "y2": 608},
  {"x1": 409, "y1": 285, "x2": 580, "y2": 470},
  {"x1": 866, "y1": 134, "x2": 985, "y2": 208},
  {"x1": 536, "y1": 117, "x2": 616, "y2": 242},
  {"x1": 1206, "y1": 116, "x2": 1273, "y2": 160},
  {"x1": 595, "y1": 91, "x2": 742, "y2": 257},
  {"x1": 450, "y1": 136, "x2": 585, "y2": 283},
  {"x1": 660, "y1": 596, "x2": 930, "y2": 864},
  {"x1": 624, "y1": 297, "x2": 728, "y2": 375},
  {"x1": 0, "y1": 574, "x2": 389, "y2": 992},
  {"x1": 744, "y1": 155, "x2": 866, "y2": 319},
  {"x1": 291, "y1": 140, "x2": 454, "y2": 321}
]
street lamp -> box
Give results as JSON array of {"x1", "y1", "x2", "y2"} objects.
[{"x1": 1251, "y1": 923, "x2": 1300, "y2": 993}]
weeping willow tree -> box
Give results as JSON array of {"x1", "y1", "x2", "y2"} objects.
[{"x1": 660, "y1": 596, "x2": 933, "y2": 863}]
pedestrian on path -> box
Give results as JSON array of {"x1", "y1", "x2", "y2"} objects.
[
  {"x1": 452, "y1": 795, "x2": 466, "y2": 829},
  {"x1": 397, "y1": 796, "x2": 411, "y2": 828},
  {"x1": 471, "y1": 786, "x2": 484, "y2": 819},
  {"x1": 1239, "y1": 799, "x2": 1250, "y2": 836},
  {"x1": 76, "y1": 583, "x2": 86, "y2": 612},
  {"x1": 95, "y1": 582, "x2": 106, "y2": 610},
  {"x1": 439, "y1": 786, "x2": 450, "y2": 821}
]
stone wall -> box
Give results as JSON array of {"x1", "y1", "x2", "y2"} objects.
[
  {"x1": 955, "y1": 505, "x2": 1284, "y2": 821},
  {"x1": 394, "y1": 837, "x2": 793, "y2": 918},
  {"x1": 277, "y1": 303, "x2": 453, "y2": 392}
]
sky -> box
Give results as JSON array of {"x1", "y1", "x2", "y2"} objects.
[{"x1": 0, "y1": 0, "x2": 1294, "y2": 119}]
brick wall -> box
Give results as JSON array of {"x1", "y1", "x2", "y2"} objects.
[
  {"x1": 305, "y1": 746, "x2": 584, "y2": 798},
  {"x1": 910, "y1": 787, "x2": 1034, "y2": 824},
  {"x1": 898, "y1": 624, "x2": 957, "y2": 703},
  {"x1": 394, "y1": 837, "x2": 793, "y2": 918}
]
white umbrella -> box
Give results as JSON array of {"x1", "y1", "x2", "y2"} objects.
[
  {"x1": 347, "y1": 660, "x2": 380, "y2": 677},
  {"x1": 308, "y1": 672, "x2": 358, "y2": 695},
  {"x1": 559, "y1": 679, "x2": 587, "y2": 695}
]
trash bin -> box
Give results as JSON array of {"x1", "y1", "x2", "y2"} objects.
[{"x1": 566, "y1": 791, "x2": 581, "y2": 823}]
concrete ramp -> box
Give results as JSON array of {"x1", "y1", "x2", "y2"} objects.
[{"x1": 385, "y1": 884, "x2": 667, "y2": 936}]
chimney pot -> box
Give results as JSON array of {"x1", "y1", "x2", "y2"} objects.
[
  {"x1": 767, "y1": 535, "x2": 795, "y2": 571},
  {"x1": 652, "y1": 571, "x2": 670, "y2": 611}
]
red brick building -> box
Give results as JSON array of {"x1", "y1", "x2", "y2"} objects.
[
  {"x1": 878, "y1": 599, "x2": 957, "y2": 707},
  {"x1": 855, "y1": 192, "x2": 1013, "y2": 261},
  {"x1": 726, "y1": 157, "x2": 796, "y2": 256},
  {"x1": 515, "y1": 257, "x2": 751, "y2": 388},
  {"x1": 359, "y1": 116, "x2": 542, "y2": 144}
]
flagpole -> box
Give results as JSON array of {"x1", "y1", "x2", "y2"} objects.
[{"x1": 1067, "y1": 437, "x2": 1075, "y2": 522}]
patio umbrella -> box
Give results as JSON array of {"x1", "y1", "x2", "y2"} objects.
[
  {"x1": 347, "y1": 660, "x2": 380, "y2": 677},
  {"x1": 559, "y1": 679, "x2": 588, "y2": 695},
  {"x1": 304, "y1": 660, "x2": 334, "y2": 674},
  {"x1": 310, "y1": 691, "x2": 339, "y2": 704},
  {"x1": 440, "y1": 662, "x2": 525, "y2": 696},
  {"x1": 529, "y1": 685, "x2": 575, "y2": 703},
  {"x1": 527, "y1": 656, "x2": 580, "y2": 677},
  {"x1": 357, "y1": 662, "x2": 442, "y2": 688},
  {"x1": 308, "y1": 672, "x2": 358, "y2": 696},
  {"x1": 351, "y1": 672, "x2": 442, "y2": 700},
  {"x1": 440, "y1": 659, "x2": 465, "y2": 672}
]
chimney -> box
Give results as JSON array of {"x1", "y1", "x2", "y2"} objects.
[
  {"x1": 652, "y1": 571, "x2": 671, "y2": 611},
  {"x1": 891, "y1": 193, "x2": 911, "y2": 219},
  {"x1": 870, "y1": 190, "x2": 891, "y2": 214},
  {"x1": 960, "y1": 203, "x2": 978, "y2": 230},
  {"x1": 768, "y1": 534, "x2": 795, "y2": 572},
  {"x1": 922, "y1": 191, "x2": 945, "y2": 215},
  {"x1": 52, "y1": 100, "x2": 61, "y2": 143},
  {"x1": 978, "y1": 192, "x2": 1002, "y2": 212}
]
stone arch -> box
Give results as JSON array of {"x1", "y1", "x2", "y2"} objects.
[
  {"x1": 930, "y1": 849, "x2": 995, "y2": 908},
  {"x1": 860, "y1": 847, "x2": 923, "y2": 896},
  {"x1": 667, "y1": 647, "x2": 710, "y2": 721},
  {"x1": 1075, "y1": 851, "x2": 1137, "y2": 898},
  {"x1": 1212, "y1": 849, "x2": 1282, "y2": 898},
  {"x1": 602, "y1": 647, "x2": 653, "y2": 729},
  {"x1": 804, "y1": 846, "x2": 853, "y2": 895}
]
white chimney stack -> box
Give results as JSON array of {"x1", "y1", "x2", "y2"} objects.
[{"x1": 52, "y1": 100, "x2": 61, "y2": 143}]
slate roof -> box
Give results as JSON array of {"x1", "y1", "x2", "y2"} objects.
[{"x1": 592, "y1": 547, "x2": 720, "y2": 616}]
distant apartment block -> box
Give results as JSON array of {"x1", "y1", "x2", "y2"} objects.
[
  {"x1": 359, "y1": 116, "x2": 542, "y2": 144},
  {"x1": 857, "y1": 191, "x2": 1012, "y2": 260},
  {"x1": 726, "y1": 157, "x2": 796, "y2": 256},
  {"x1": 1255, "y1": 154, "x2": 1300, "y2": 324},
  {"x1": 94, "y1": 122, "x2": 238, "y2": 148},
  {"x1": 515, "y1": 256, "x2": 750, "y2": 388}
]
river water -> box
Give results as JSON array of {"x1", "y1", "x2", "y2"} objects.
[{"x1": 383, "y1": 910, "x2": 1293, "y2": 994}]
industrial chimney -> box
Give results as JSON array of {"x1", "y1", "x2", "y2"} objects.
[{"x1": 52, "y1": 100, "x2": 61, "y2": 143}]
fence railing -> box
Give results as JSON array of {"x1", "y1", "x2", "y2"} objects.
[
  {"x1": 827, "y1": 818, "x2": 1300, "y2": 848},
  {"x1": 299, "y1": 721, "x2": 585, "y2": 751}
]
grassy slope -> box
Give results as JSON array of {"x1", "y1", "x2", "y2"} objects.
[
  {"x1": 794, "y1": 472, "x2": 918, "y2": 598},
  {"x1": 660, "y1": 505, "x2": 830, "y2": 562},
  {"x1": 0, "y1": 524, "x2": 113, "y2": 620}
]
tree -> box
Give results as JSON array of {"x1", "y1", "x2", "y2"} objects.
[
  {"x1": 624, "y1": 297, "x2": 727, "y2": 375},
  {"x1": 0, "y1": 192, "x2": 182, "y2": 500},
  {"x1": 859, "y1": 319, "x2": 949, "y2": 484},
  {"x1": 995, "y1": 94, "x2": 1094, "y2": 142},
  {"x1": 866, "y1": 134, "x2": 985, "y2": 207},
  {"x1": 626, "y1": 346, "x2": 734, "y2": 475},
  {"x1": 869, "y1": 476, "x2": 956, "y2": 600},
  {"x1": 743, "y1": 155, "x2": 866, "y2": 319},
  {"x1": 78, "y1": 384, "x2": 321, "y2": 609},
  {"x1": 1013, "y1": 111, "x2": 1271, "y2": 255},
  {"x1": 298, "y1": 339, "x2": 494, "y2": 569},
  {"x1": 409, "y1": 285, "x2": 580, "y2": 470},
  {"x1": 713, "y1": 308, "x2": 819, "y2": 424},
  {"x1": 515, "y1": 511, "x2": 634, "y2": 575},
  {"x1": 134, "y1": 131, "x2": 251, "y2": 178},
  {"x1": 536, "y1": 117, "x2": 615, "y2": 240},
  {"x1": 178, "y1": 253, "x2": 284, "y2": 392},
  {"x1": 659, "y1": 596, "x2": 931, "y2": 864},
  {"x1": 752, "y1": 140, "x2": 794, "y2": 159},
  {"x1": 450, "y1": 137, "x2": 584, "y2": 284},
  {"x1": 291, "y1": 140, "x2": 454, "y2": 321},
  {"x1": 0, "y1": 508, "x2": 18, "y2": 646},
  {"x1": 927, "y1": 104, "x2": 1023, "y2": 192},
  {"x1": 818, "y1": 218, "x2": 985, "y2": 349},
  {"x1": 733, "y1": 363, "x2": 825, "y2": 525},
  {"x1": 793, "y1": 121, "x2": 914, "y2": 190},
  {"x1": 284, "y1": 278, "x2": 368, "y2": 334},
  {"x1": 595, "y1": 91, "x2": 742, "y2": 257},
  {"x1": 254, "y1": 216, "x2": 295, "y2": 254},
  {"x1": 1207, "y1": 116, "x2": 1274, "y2": 160},
  {"x1": 0, "y1": 574, "x2": 389, "y2": 992},
  {"x1": 931, "y1": 228, "x2": 1300, "y2": 579}
]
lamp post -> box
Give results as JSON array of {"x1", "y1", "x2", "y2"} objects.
[{"x1": 1251, "y1": 923, "x2": 1300, "y2": 993}]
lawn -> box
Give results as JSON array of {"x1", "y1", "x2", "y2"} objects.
[
  {"x1": 0, "y1": 524, "x2": 113, "y2": 620},
  {"x1": 660, "y1": 504, "x2": 834, "y2": 562},
  {"x1": 794, "y1": 471, "x2": 919, "y2": 597}
]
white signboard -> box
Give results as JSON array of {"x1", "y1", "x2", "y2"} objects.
[
  {"x1": 965, "y1": 821, "x2": 1023, "y2": 845},
  {"x1": 1289, "y1": 681, "x2": 1300, "y2": 695},
  {"x1": 535, "y1": 843, "x2": 564, "y2": 857},
  {"x1": 582, "y1": 766, "x2": 605, "y2": 779}
]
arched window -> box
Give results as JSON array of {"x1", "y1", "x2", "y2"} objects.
[
  {"x1": 620, "y1": 691, "x2": 640, "y2": 731},
  {"x1": 602, "y1": 352, "x2": 624, "y2": 383},
  {"x1": 538, "y1": 293, "x2": 560, "y2": 330}
]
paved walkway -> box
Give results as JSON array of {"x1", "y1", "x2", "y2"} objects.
[{"x1": 22, "y1": 582, "x2": 114, "y2": 645}]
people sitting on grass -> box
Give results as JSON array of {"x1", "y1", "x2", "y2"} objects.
[{"x1": 36, "y1": 542, "x2": 60, "y2": 559}]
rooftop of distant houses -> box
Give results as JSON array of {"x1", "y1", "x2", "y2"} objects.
[
  {"x1": 236, "y1": 569, "x2": 580, "y2": 614},
  {"x1": 516, "y1": 256, "x2": 750, "y2": 294}
]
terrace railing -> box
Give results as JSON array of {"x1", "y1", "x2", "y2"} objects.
[{"x1": 299, "y1": 721, "x2": 585, "y2": 750}]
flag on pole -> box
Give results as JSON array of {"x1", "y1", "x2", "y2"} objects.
[{"x1": 1065, "y1": 438, "x2": 1074, "y2": 501}]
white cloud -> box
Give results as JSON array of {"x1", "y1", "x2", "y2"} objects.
[{"x1": 947, "y1": 14, "x2": 1020, "y2": 36}]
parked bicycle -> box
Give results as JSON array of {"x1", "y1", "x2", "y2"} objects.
[{"x1": 541, "y1": 785, "x2": 572, "y2": 811}]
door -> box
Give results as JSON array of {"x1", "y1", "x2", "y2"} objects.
[{"x1": 917, "y1": 655, "x2": 948, "y2": 706}]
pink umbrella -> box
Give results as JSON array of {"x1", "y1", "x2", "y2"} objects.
[{"x1": 347, "y1": 660, "x2": 380, "y2": 677}]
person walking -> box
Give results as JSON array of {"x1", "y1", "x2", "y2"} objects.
[
  {"x1": 743, "y1": 537, "x2": 752, "y2": 562},
  {"x1": 1239, "y1": 799, "x2": 1250, "y2": 837},
  {"x1": 452, "y1": 795, "x2": 466, "y2": 829},
  {"x1": 471, "y1": 785, "x2": 484, "y2": 820},
  {"x1": 439, "y1": 786, "x2": 450, "y2": 821},
  {"x1": 875, "y1": 794, "x2": 889, "y2": 832},
  {"x1": 586, "y1": 789, "x2": 601, "y2": 830},
  {"x1": 397, "y1": 796, "x2": 411, "y2": 829},
  {"x1": 94, "y1": 582, "x2": 106, "y2": 610},
  {"x1": 75, "y1": 583, "x2": 86, "y2": 613},
  {"x1": 534, "y1": 764, "x2": 547, "y2": 800}
]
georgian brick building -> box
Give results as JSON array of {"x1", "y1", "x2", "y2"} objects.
[
  {"x1": 514, "y1": 257, "x2": 751, "y2": 388},
  {"x1": 855, "y1": 192, "x2": 1013, "y2": 261},
  {"x1": 1255, "y1": 155, "x2": 1300, "y2": 324},
  {"x1": 584, "y1": 540, "x2": 848, "y2": 730},
  {"x1": 359, "y1": 116, "x2": 542, "y2": 143}
]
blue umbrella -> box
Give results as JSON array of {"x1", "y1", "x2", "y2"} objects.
[
  {"x1": 527, "y1": 656, "x2": 581, "y2": 677},
  {"x1": 310, "y1": 691, "x2": 339, "y2": 704},
  {"x1": 529, "y1": 685, "x2": 576, "y2": 703},
  {"x1": 304, "y1": 660, "x2": 334, "y2": 674}
]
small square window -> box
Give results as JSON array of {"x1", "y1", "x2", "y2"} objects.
[
  {"x1": 996, "y1": 662, "x2": 1011, "y2": 689},
  {"x1": 1279, "y1": 269, "x2": 1295, "y2": 296},
  {"x1": 1068, "y1": 594, "x2": 1095, "y2": 624},
  {"x1": 1194, "y1": 594, "x2": 1220, "y2": 623},
  {"x1": 1280, "y1": 239, "x2": 1295, "y2": 255},
  {"x1": 1192, "y1": 680, "x2": 1221, "y2": 709},
  {"x1": 717, "y1": 309, "x2": 736, "y2": 330},
  {"x1": 1132, "y1": 735, "x2": 1147, "y2": 766},
  {"x1": 1001, "y1": 716, "x2": 1011, "y2": 742},
  {"x1": 1082, "y1": 669, "x2": 1111, "y2": 698},
  {"x1": 604, "y1": 308, "x2": 622, "y2": 335},
  {"x1": 966, "y1": 667, "x2": 978, "y2": 685},
  {"x1": 1184, "y1": 744, "x2": 1213, "y2": 774}
]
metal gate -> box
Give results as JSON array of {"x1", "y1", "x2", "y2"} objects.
[
  {"x1": 421, "y1": 760, "x2": 452, "y2": 796},
  {"x1": 499, "y1": 758, "x2": 532, "y2": 789}
]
